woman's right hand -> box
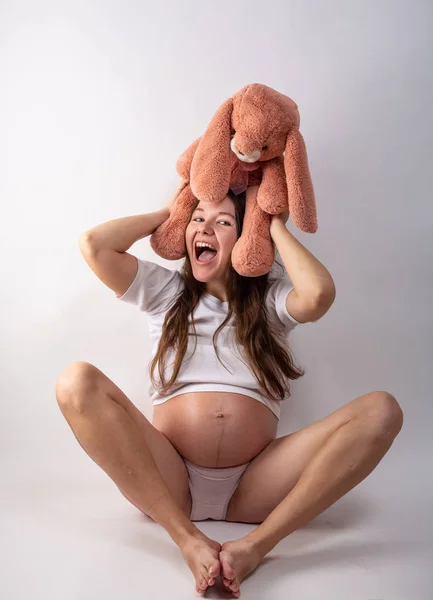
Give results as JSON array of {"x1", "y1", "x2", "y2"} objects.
[{"x1": 163, "y1": 179, "x2": 188, "y2": 214}]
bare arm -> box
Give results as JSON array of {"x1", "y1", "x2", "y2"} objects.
[
  {"x1": 269, "y1": 217, "x2": 336, "y2": 323},
  {"x1": 78, "y1": 208, "x2": 170, "y2": 296},
  {"x1": 79, "y1": 208, "x2": 170, "y2": 252}
]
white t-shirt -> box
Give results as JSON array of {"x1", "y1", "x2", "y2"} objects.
[{"x1": 116, "y1": 257, "x2": 303, "y2": 419}]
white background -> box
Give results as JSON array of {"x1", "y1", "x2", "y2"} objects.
[{"x1": 1, "y1": 1, "x2": 432, "y2": 598}]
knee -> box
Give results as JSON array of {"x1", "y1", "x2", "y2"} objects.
[
  {"x1": 362, "y1": 391, "x2": 404, "y2": 439},
  {"x1": 55, "y1": 361, "x2": 100, "y2": 413}
]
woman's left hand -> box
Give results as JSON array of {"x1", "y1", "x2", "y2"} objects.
[{"x1": 270, "y1": 209, "x2": 290, "y2": 228}]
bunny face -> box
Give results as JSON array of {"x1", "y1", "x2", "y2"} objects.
[
  {"x1": 230, "y1": 128, "x2": 287, "y2": 163},
  {"x1": 228, "y1": 84, "x2": 299, "y2": 161}
]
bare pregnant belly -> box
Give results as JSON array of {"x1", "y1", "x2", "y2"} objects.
[{"x1": 151, "y1": 391, "x2": 278, "y2": 468}]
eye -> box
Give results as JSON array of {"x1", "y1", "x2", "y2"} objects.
[
  {"x1": 192, "y1": 217, "x2": 231, "y2": 226},
  {"x1": 262, "y1": 145, "x2": 268, "y2": 150}
]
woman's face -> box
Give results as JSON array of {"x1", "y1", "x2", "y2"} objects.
[{"x1": 185, "y1": 195, "x2": 238, "y2": 283}]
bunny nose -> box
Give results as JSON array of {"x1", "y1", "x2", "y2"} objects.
[{"x1": 238, "y1": 150, "x2": 244, "y2": 155}]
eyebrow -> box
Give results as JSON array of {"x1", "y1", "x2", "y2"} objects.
[{"x1": 193, "y1": 207, "x2": 235, "y2": 219}]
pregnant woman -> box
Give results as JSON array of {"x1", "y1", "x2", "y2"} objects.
[{"x1": 56, "y1": 188, "x2": 403, "y2": 597}]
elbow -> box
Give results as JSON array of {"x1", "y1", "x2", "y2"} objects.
[
  {"x1": 78, "y1": 231, "x2": 97, "y2": 253},
  {"x1": 313, "y1": 278, "x2": 336, "y2": 311}
]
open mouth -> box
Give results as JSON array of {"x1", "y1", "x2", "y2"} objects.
[{"x1": 194, "y1": 245, "x2": 218, "y2": 265}]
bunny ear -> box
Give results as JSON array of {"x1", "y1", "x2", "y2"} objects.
[
  {"x1": 190, "y1": 98, "x2": 234, "y2": 202},
  {"x1": 176, "y1": 136, "x2": 201, "y2": 180},
  {"x1": 284, "y1": 130, "x2": 318, "y2": 233}
]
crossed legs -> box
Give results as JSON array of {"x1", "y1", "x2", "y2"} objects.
[{"x1": 55, "y1": 362, "x2": 403, "y2": 597}]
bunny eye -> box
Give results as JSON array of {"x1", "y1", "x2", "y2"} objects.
[{"x1": 262, "y1": 145, "x2": 268, "y2": 150}]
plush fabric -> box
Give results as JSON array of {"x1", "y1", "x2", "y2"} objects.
[{"x1": 150, "y1": 83, "x2": 317, "y2": 277}]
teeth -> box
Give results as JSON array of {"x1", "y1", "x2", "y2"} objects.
[{"x1": 195, "y1": 242, "x2": 216, "y2": 251}]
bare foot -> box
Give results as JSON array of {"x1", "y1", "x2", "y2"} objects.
[
  {"x1": 180, "y1": 533, "x2": 222, "y2": 595},
  {"x1": 219, "y1": 538, "x2": 263, "y2": 597}
]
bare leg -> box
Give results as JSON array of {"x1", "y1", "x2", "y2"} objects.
[
  {"x1": 55, "y1": 363, "x2": 221, "y2": 595},
  {"x1": 246, "y1": 413, "x2": 402, "y2": 554},
  {"x1": 218, "y1": 408, "x2": 403, "y2": 597}
]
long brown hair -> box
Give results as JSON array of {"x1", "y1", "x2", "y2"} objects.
[{"x1": 149, "y1": 189, "x2": 305, "y2": 403}]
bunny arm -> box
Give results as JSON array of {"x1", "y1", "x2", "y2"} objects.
[{"x1": 256, "y1": 156, "x2": 288, "y2": 215}]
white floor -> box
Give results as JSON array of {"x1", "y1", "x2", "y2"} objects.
[{"x1": 1, "y1": 451, "x2": 431, "y2": 600}]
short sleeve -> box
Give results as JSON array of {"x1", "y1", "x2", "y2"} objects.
[
  {"x1": 265, "y1": 271, "x2": 303, "y2": 331},
  {"x1": 115, "y1": 257, "x2": 182, "y2": 315}
]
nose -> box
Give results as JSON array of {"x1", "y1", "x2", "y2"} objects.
[
  {"x1": 197, "y1": 218, "x2": 213, "y2": 233},
  {"x1": 195, "y1": 221, "x2": 215, "y2": 243}
]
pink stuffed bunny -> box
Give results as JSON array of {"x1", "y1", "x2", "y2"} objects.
[{"x1": 150, "y1": 83, "x2": 317, "y2": 277}]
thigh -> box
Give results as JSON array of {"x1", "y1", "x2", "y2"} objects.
[
  {"x1": 226, "y1": 391, "x2": 397, "y2": 523},
  {"x1": 56, "y1": 361, "x2": 192, "y2": 518}
]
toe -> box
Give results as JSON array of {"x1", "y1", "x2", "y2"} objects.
[
  {"x1": 220, "y1": 551, "x2": 239, "y2": 594},
  {"x1": 220, "y1": 553, "x2": 236, "y2": 579},
  {"x1": 222, "y1": 570, "x2": 240, "y2": 596},
  {"x1": 207, "y1": 559, "x2": 220, "y2": 581},
  {"x1": 223, "y1": 582, "x2": 240, "y2": 598},
  {"x1": 197, "y1": 570, "x2": 209, "y2": 593},
  {"x1": 224, "y1": 576, "x2": 239, "y2": 591}
]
